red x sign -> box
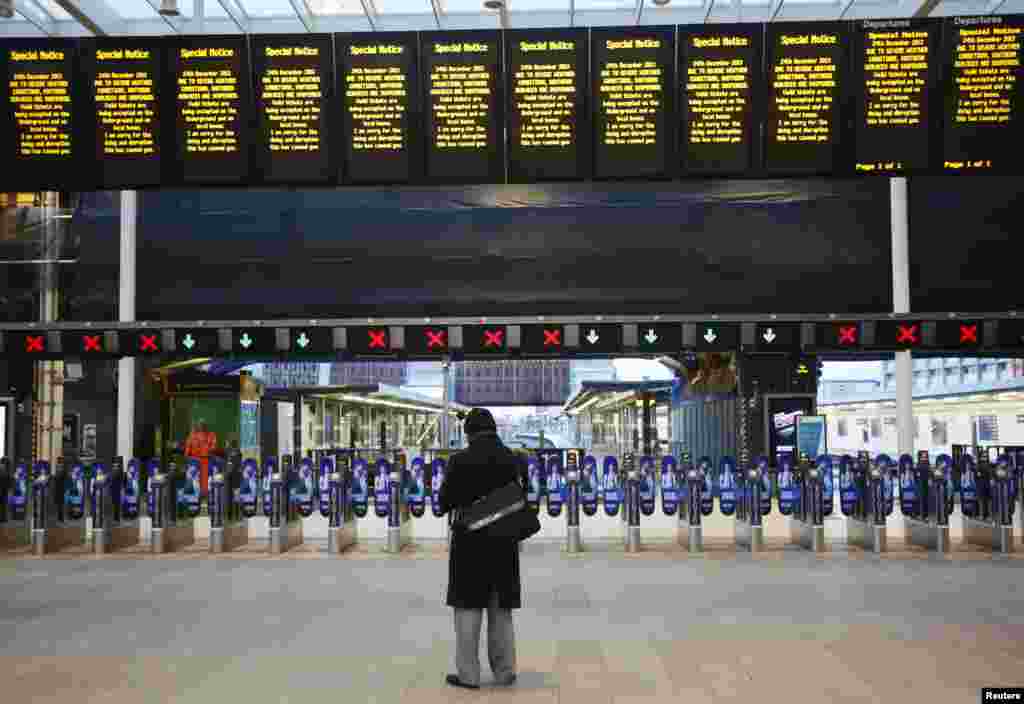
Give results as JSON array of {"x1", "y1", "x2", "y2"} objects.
[
  {"x1": 139, "y1": 334, "x2": 159, "y2": 352},
  {"x1": 838, "y1": 326, "x2": 857, "y2": 344},
  {"x1": 897, "y1": 324, "x2": 918, "y2": 344},
  {"x1": 368, "y1": 329, "x2": 387, "y2": 349},
  {"x1": 543, "y1": 329, "x2": 562, "y2": 347},
  {"x1": 959, "y1": 324, "x2": 978, "y2": 344},
  {"x1": 483, "y1": 329, "x2": 504, "y2": 348},
  {"x1": 25, "y1": 335, "x2": 44, "y2": 353},
  {"x1": 425, "y1": 329, "x2": 446, "y2": 349},
  {"x1": 83, "y1": 335, "x2": 102, "y2": 352}
]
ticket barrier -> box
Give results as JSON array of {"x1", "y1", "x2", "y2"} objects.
[
  {"x1": 385, "y1": 456, "x2": 412, "y2": 554},
  {"x1": 623, "y1": 453, "x2": 641, "y2": 553},
  {"x1": 208, "y1": 458, "x2": 248, "y2": 553},
  {"x1": 324, "y1": 455, "x2": 357, "y2": 554},
  {"x1": 962, "y1": 453, "x2": 1014, "y2": 554},
  {"x1": 31, "y1": 459, "x2": 91, "y2": 555},
  {"x1": 789, "y1": 455, "x2": 832, "y2": 552},
  {"x1": 677, "y1": 454, "x2": 709, "y2": 553},
  {"x1": 565, "y1": 451, "x2": 582, "y2": 553},
  {"x1": 902, "y1": 451, "x2": 951, "y2": 553},
  {"x1": 150, "y1": 462, "x2": 196, "y2": 553},
  {"x1": 735, "y1": 456, "x2": 766, "y2": 553},
  {"x1": 93, "y1": 457, "x2": 145, "y2": 554},
  {"x1": 0, "y1": 458, "x2": 30, "y2": 549},
  {"x1": 269, "y1": 456, "x2": 304, "y2": 554},
  {"x1": 846, "y1": 454, "x2": 894, "y2": 553}
]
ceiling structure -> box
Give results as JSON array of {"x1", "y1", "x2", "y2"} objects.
[{"x1": 0, "y1": 0, "x2": 1017, "y2": 38}]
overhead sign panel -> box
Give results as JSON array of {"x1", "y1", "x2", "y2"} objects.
[
  {"x1": 696, "y1": 322, "x2": 739, "y2": 351},
  {"x1": 174, "y1": 328, "x2": 219, "y2": 357},
  {"x1": 0, "y1": 39, "x2": 78, "y2": 191},
  {"x1": 578, "y1": 324, "x2": 623, "y2": 354},
  {"x1": 521, "y1": 324, "x2": 564, "y2": 354},
  {"x1": 421, "y1": 30, "x2": 504, "y2": 184},
  {"x1": 941, "y1": 15, "x2": 1024, "y2": 174},
  {"x1": 252, "y1": 34, "x2": 333, "y2": 184},
  {"x1": 64, "y1": 330, "x2": 110, "y2": 356},
  {"x1": 404, "y1": 325, "x2": 449, "y2": 356},
  {"x1": 231, "y1": 327, "x2": 275, "y2": 355},
  {"x1": 591, "y1": 26, "x2": 675, "y2": 180},
  {"x1": 506, "y1": 28, "x2": 589, "y2": 182},
  {"x1": 349, "y1": 326, "x2": 392, "y2": 355},
  {"x1": 817, "y1": 321, "x2": 861, "y2": 348},
  {"x1": 463, "y1": 325, "x2": 507, "y2": 355},
  {"x1": 169, "y1": 35, "x2": 251, "y2": 185},
  {"x1": 765, "y1": 22, "x2": 849, "y2": 175},
  {"x1": 337, "y1": 32, "x2": 420, "y2": 185},
  {"x1": 874, "y1": 320, "x2": 923, "y2": 349},
  {"x1": 290, "y1": 326, "x2": 333, "y2": 355},
  {"x1": 120, "y1": 330, "x2": 163, "y2": 356},
  {"x1": 755, "y1": 322, "x2": 800, "y2": 349},
  {"x1": 81, "y1": 38, "x2": 163, "y2": 189},
  {"x1": 852, "y1": 19, "x2": 940, "y2": 175},
  {"x1": 678, "y1": 24, "x2": 762, "y2": 175},
  {"x1": 936, "y1": 320, "x2": 983, "y2": 348},
  {"x1": 637, "y1": 323, "x2": 682, "y2": 354}
]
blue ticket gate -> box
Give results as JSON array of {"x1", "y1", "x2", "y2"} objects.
[
  {"x1": 676, "y1": 452, "x2": 708, "y2": 553},
  {"x1": 324, "y1": 454, "x2": 357, "y2": 554},
  {"x1": 31, "y1": 458, "x2": 94, "y2": 555},
  {"x1": 786, "y1": 453, "x2": 825, "y2": 552},
  {"x1": 902, "y1": 451, "x2": 953, "y2": 553},
  {"x1": 385, "y1": 455, "x2": 413, "y2": 554},
  {"x1": 961, "y1": 452, "x2": 1015, "y2": 554},
  {"x1": 269, "y1": 455, "x2": 304, "y2": 554},
  {"x1": 846, "y1": 454, "x2": 895, "y2": 553},
  {"x1": 150, "y1": 460, "x2": 198, "y2": 553},
  {"x1": 93, "y1": 457, "x2": 146, "y2": 554},
  {"x1": 735, "y1": 456, "x2": 768, "y2": 552},
  {"x1": 208, "y1": 457, "x2": 249, "y2": 553},
  {"x1": 0, "y1": 457, "x2": 30, "y2": 549}
]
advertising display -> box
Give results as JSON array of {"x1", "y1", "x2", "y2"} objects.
[
  {"x1": 660, "y1": 455, "x2": 679, "y2": 516},
  {"x1": 718, "y1": 455, "x2": 738, "y2": 516},
  {"x1": 638, "y1": 455, "x2": 656, "y2": 516},
  {"x1": 580, "y1": 455, "x2": 599, "y2": 516},
  {"x1": 526, "y1": 454, "x2": 542, "y2": 513},
  {"x1": 602, "y1": 455, "x2": 620, "y2": 516},
  {"x1": 796, "y1": 414, "x2": 827, "y2": 459},
  {"x1": 374, "y1": 458, "x2": 390, "y2": 518},
  {"x1": 352, "y1": 457, "x2": 369, "y2": 518},
  {"x1": 240, "y1": 458, "x2": 259, "y2": 517},
  {"x1": 545, "y1": 454, "x2": 563, "y2": 517},
  {"x1": 408, "y1": 456, "x2": 426, "y2": 517}
]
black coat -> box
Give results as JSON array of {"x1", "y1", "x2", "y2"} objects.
[{"x1": 438, "y1": 433, "x2": 528, "y2": 610}]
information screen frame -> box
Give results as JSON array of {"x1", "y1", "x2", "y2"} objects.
[
  {"x1": 336, "y1": 31, "x2": 422, "y2": 185},
  {"x1": 591, "y1": 25, "x2": 676, "y2": 181},
  {"x1": 763, "y1": 21, "x2": 852, "y2": 176},
  {"x1": 79, "y1": 36, "x2": 165, "y2": 190},
  {"x1": 165, "y1": 33, "x2": 253, "y2": 186},
  {"x1": 251, "y1": 33, "x2": 336, "y2": 185},
  {"x1": 505, "y1": 27, "x2": 590, "y2": 183},
  {"x1": 0, "y1": 37, "x2": 82, "y2": 192},
  {"x1": 939, "y1": 14, "x2": 1024, "y2": 175},
  {"x1": 420, "y1": 29, "x2": 505, "y2": 185},
  {"x1": 678, "y1": 23, "x2": 764, "y2": 176},
  {"x1": 851, "y1": 18, "x2": 941, "y2": 176}
]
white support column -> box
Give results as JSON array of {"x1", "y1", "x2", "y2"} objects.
[
  {"x1": 117, "y1": 191, "x2": 137, "y2": 461},
  {"x1": 891, "y1": 177, "x2": 913, "y2": 457}
]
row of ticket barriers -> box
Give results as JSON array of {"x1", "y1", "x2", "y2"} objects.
[{"x1": 0, "y1": 447, "x2": 1018, "y2": 556}]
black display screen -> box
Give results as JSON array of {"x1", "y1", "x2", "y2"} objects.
[
  {"x1": 421, "y1": 30, "x2": 504, "y2": 184},
  {"x1": 80, "y1": 38, "x2": 162, "y2": 189},
  {"x1": 506, "y1": 28, "x2": 589, "y2": 182},
  {"x1": 941, "y1": 15, "x2": 1024, "y2": 173},
  {"x1": 765, "y1": 22, "x2": 849, "y2": 174},
  {"x1": 852, "y1": 19, "x2": 940, "y2": 174},
  {"x1": 679, "y1": 24, "x2": 762, "y2": 175},
  {"x1": 0, "y1": 39, "x2": 79, "y2": 191},
  {"x1": 337, "y1": 31, "x2": 420, "y2": 184},
  {"x1": 252, "y1": 34, "x2": 333, "y2": 184},
  {"x1": 591, "y1": 26, "x2": 675, "y2": 179},
  {"x1": 169, "y1": 35, "x2": 251, "y2": 184}
]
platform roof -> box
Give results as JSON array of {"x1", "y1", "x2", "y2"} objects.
[
  {"x1": 264, "y1": 382, "x2": 470, "y2": 414},
  {"x1": 562, "y1": 379, "x2": 672, "y2": 415},
  {"x1": 1, "y1": 0, "x2": 1017, "y2": 39}
]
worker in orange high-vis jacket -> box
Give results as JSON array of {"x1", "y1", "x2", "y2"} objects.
[{"x1": 184, "y1": 420, "x2": 218, "y2": 496}]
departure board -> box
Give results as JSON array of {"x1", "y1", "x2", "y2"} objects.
[
  {"x1": 252, "y1": 34, "x2": 333, "y2": 184},
  {"x1": 765, "y1": 22, "x2": 849, "y2": 174},
  {"x1": 337, "y1": 32, "x2": 420, "y2": 184},
  {"x1": 81, "y1": 38, "x2": 162, "y2": 188},
  {"x1": 0, "y1": 39, "x2": 78, "y2": 190},
  {"x1": 592, "y1": 27, "x2": 675, "y2": 179},
  {"x1": 678, "y1": 24, "x2": 762, "y2": 175},
  {"x1": 421, "y1": 30, "x2": 504, "y2": 184},
  {"x1": 169, "y1": 36, "x2": 251, "y2": 184},
  {"x1": 506, "y1": 28, "x2": 589, "y2": 182},
  {"x1": 852, "y1": 19, "x2": 939, "y2": 174},
  {"x1": 941, "y1": 15, "x2": 1024, "y2": 173}
]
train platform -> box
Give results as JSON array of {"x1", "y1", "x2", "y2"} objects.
[{"x1": 2, "y1": 541, "x2": 1022, "y2": 703}]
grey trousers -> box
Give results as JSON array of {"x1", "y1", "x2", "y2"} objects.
[{"x1": 453, "y1": 590, "x2": 517, "y2": 686}]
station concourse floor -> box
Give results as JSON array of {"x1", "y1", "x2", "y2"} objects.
[{"x1": 1, "y1": 540, "x2": 1023, "y2": 704}]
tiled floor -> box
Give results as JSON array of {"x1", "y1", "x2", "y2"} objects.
[{"x1": 1, "y1": 539, "x2": 1022, "y2": 703}]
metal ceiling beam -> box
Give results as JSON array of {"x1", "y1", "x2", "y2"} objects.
[
  {"x1": 140, "y1": 0, "x2": 186, "y2": 32},
  {"x1": 569, "y1": 0, "x2": 574, "y2": 27},
  {"x1": 767, "y1": 0, "x2": 785, "y2": 21},
  {"x1": 909, "y1": 0, "x2": 941, "y2": 17},
  {"x1": 430, "y1": 0, "x2": 443, "y2": 29},
  {"x1": 216, "y1": 0, "x2": 250, "y2": 32},
  {"x1": 358, "y1": 0, "x2": 377, "y2": 30},
  {"x1": 989, "y1": 0, "x2": 1007, "y2": 13},
  {"x1": 704, "y1": 0, "x2": 715, "y2": 22},
  {"x1": 17, "y1": 0, "x2": 57, "y2": 35},
  {"x1": 53, "y1": 0, "x2": 110, "y2": 34},
  {"x1": 633, "y1": 0, "x2": 643, "y2": 24},
  {"x1": 838, "y1": 0, "x2": 856, "y2": 18},
  {"x1": 287, "y1": 0, "x2": 316, "y2": 31}
]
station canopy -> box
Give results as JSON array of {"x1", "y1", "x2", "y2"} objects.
[{"x1": 1, "y1": 0, "x2": 1018, "y2": 39}]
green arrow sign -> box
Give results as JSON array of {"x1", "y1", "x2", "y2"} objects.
[
  {"x1": 182, "y1": 334, "x2": 195, "y2": 351},
  {"x1": 296, "y1": 333, "x2": 310, "y2": 349},
  {"x1": 239, "y1": 333, "x2": 253, "y2": 350}
]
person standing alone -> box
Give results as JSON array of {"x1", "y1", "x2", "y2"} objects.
[{"x1": 438, "y1": 408, "x2": 528, "y2": 690}]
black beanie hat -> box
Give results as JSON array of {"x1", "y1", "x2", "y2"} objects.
[{"x1": 464, "y1": 408, "x2": 497, "y2": 436}]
